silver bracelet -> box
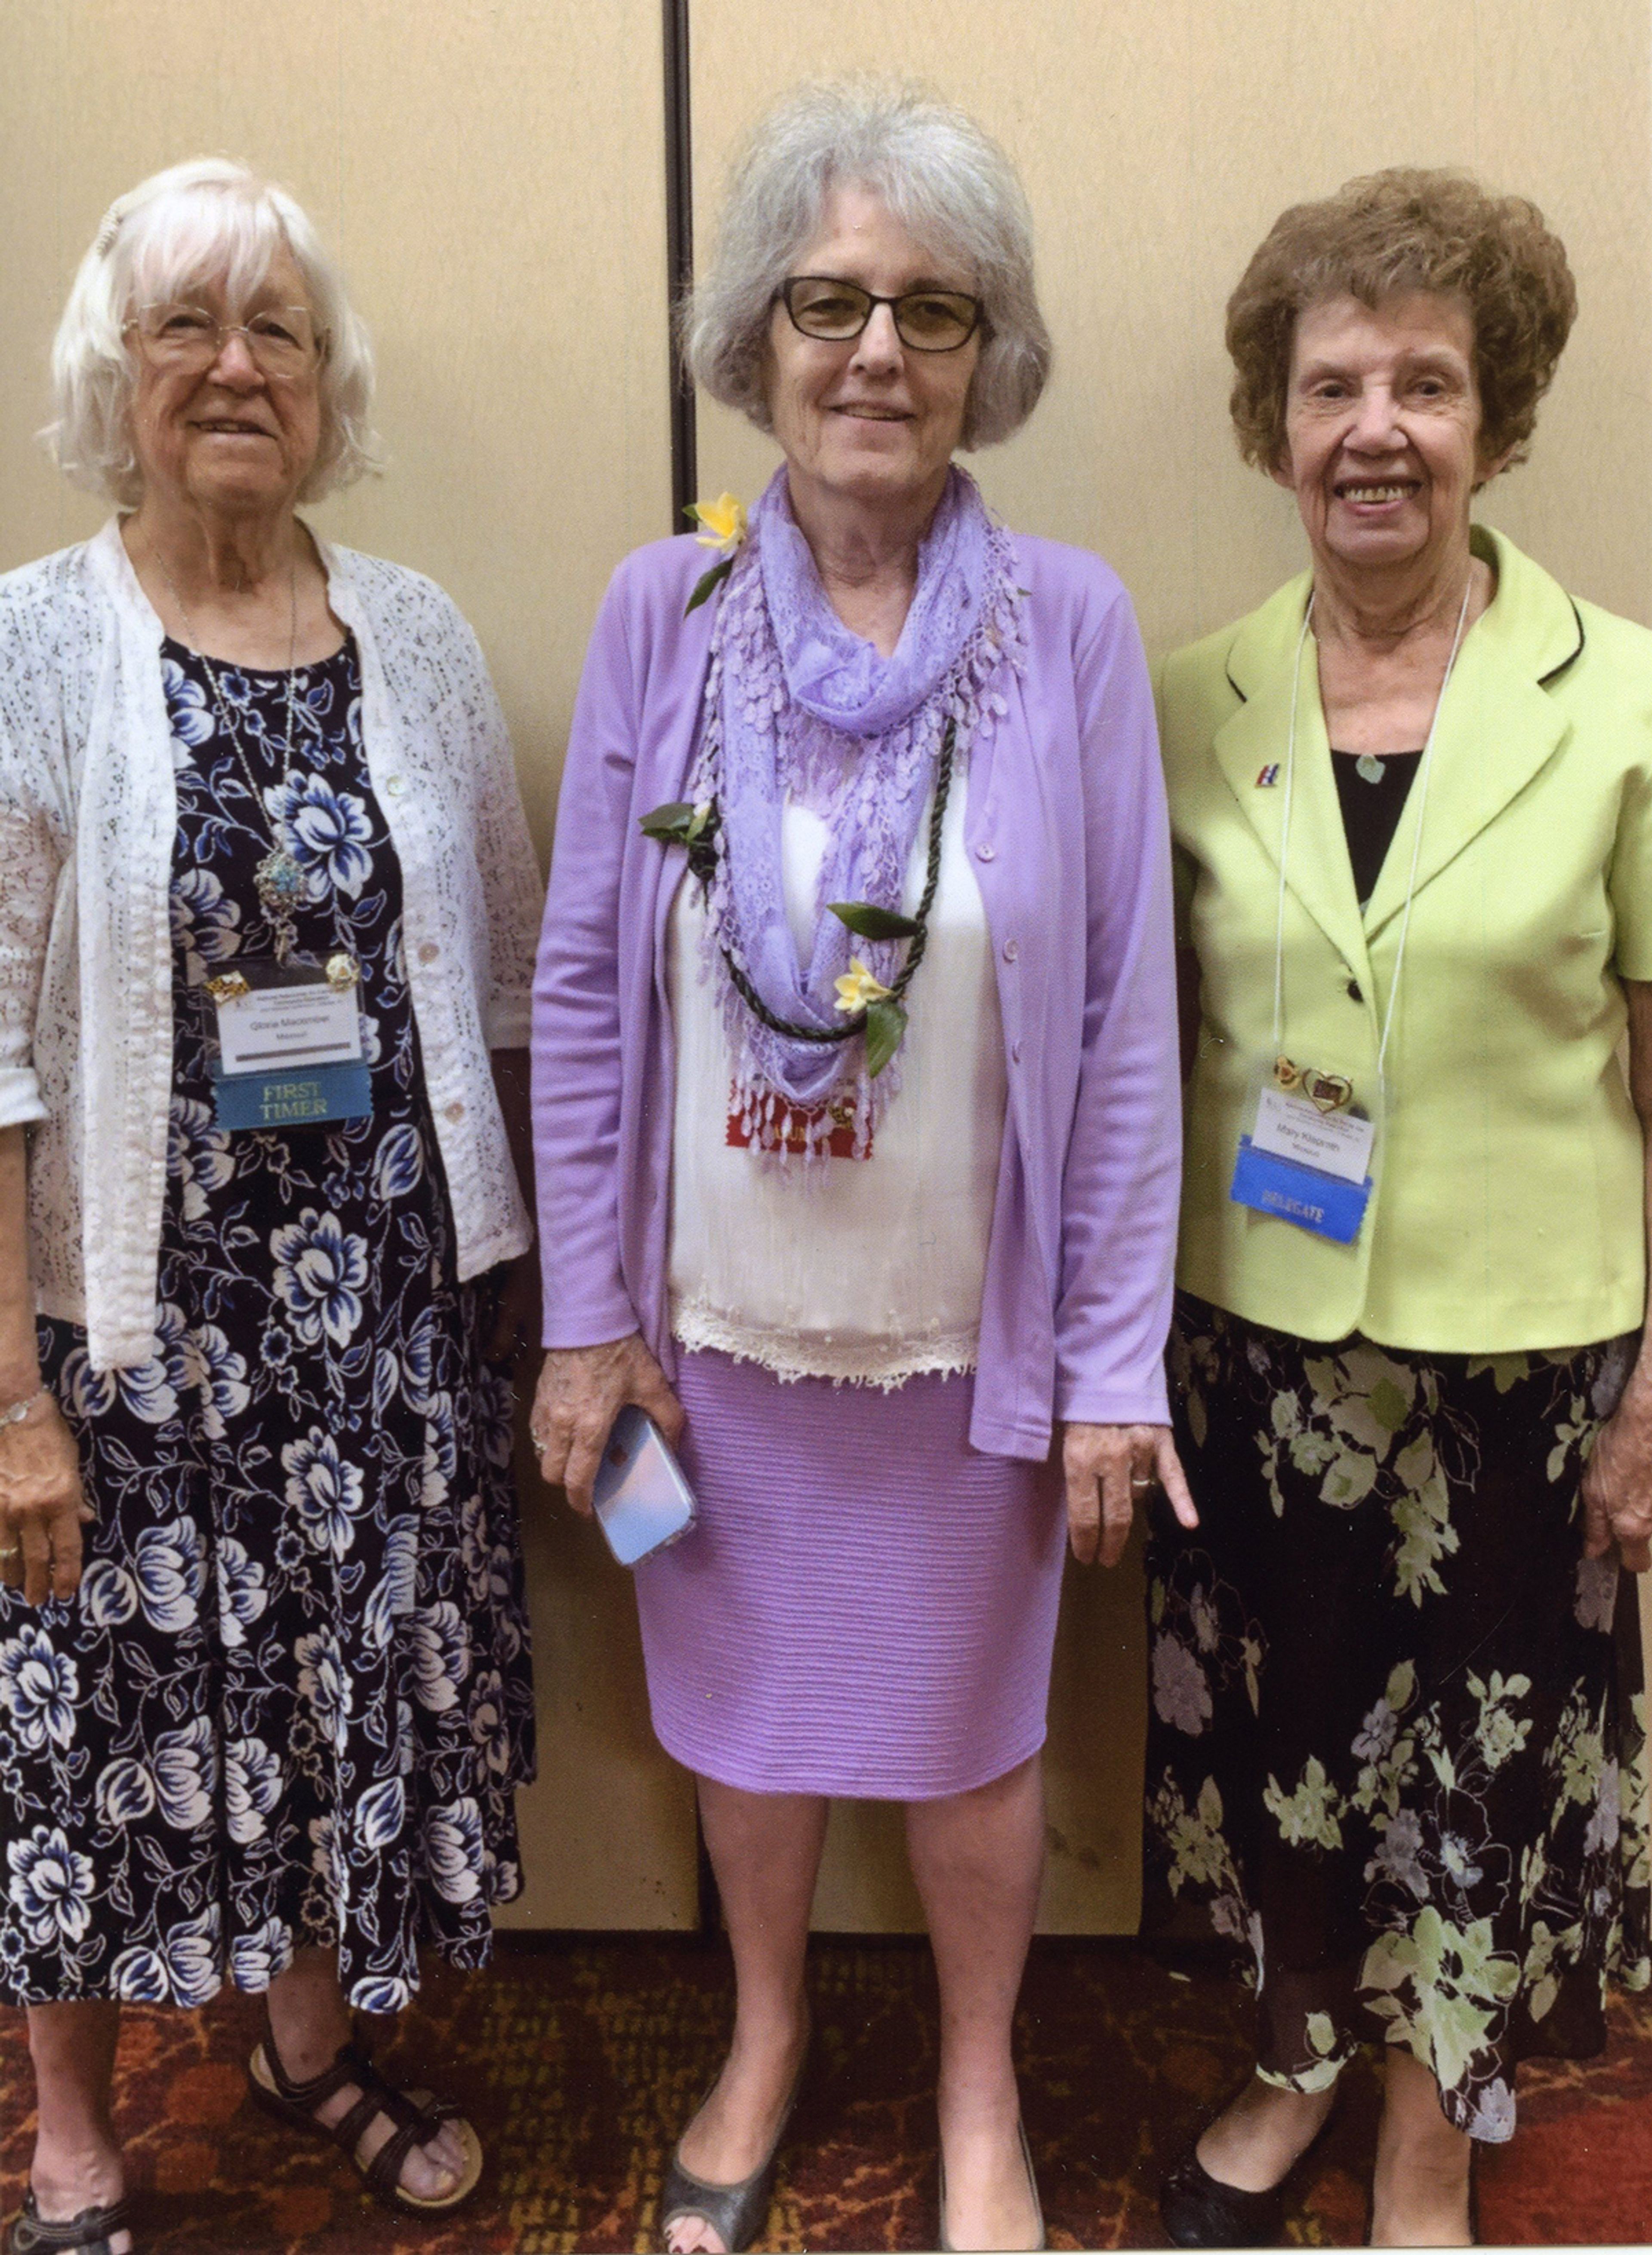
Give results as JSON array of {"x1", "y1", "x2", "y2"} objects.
[{"x1": 0, "y1": 1387, "x2": 49, "y2": 1431}]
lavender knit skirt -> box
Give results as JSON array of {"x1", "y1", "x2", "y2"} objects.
[{"x1": 633, "y1": 1349, "x2": 1066, "y2": 1798}]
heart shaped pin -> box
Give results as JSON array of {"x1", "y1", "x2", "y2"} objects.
[{"x1": 1306, "y1": 1071, "x2": 1353, "y2": 1113}]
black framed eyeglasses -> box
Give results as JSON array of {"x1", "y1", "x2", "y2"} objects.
[{"x1": 776, "y1": 275, "x2": 986, "y2": 353}]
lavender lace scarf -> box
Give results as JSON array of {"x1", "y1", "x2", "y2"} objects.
[{"x1": 687, "y1": 465, "x2": 1025, "y2": 1155}]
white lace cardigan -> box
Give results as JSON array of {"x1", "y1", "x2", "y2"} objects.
[{"x1": 0, "y1": 518, "x2": 542, "y2": 1371}]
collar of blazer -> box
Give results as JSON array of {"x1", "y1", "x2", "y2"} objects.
[{"x1": 1211, "y1": 524, "x2": 1585, "y2": 979}]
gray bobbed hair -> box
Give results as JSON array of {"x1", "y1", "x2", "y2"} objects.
[
  {"x1": 46, "y1": 157, "x2": 381, "y2": 508},
  {"x1": 685, "y1": 78, "x2": 1051, "y2": 450}
]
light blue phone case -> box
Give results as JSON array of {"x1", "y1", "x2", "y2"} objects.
[{"x1": 591, "y1": 1403, "x2": 698, "y2": 1566}]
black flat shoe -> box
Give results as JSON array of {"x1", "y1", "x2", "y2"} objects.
[
  {"x1": 1160, "y1": 2148, "x2": 1287, "y2": 2249},
  {"x1": 1161, "y1": 2100, "x2": 1339, "y2": 2250},
  {"x1": 8, "y1": 2193, "x2": 133, "y2": 2255}
]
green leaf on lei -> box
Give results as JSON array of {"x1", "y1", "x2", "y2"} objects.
[
  {"x1": 638, "y1": 801, "x2": 697, "y2": 842},
  {"x1": 829, "y1": 900, "x2": 922, "y2": 942},
  {"x1": 684, "y1": 555, "x2": 735, "y2": 615},
  {"x1": 863, "y1": 996, "x2": 908, "y2": 1078}
]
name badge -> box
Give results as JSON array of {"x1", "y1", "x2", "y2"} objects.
[
  {"x1": 206, "y1": 962, "x2": 371, "y2": 1131},
  {"x1": 1230, "y1": 1087, "x2": 1375, "y2": 1245}
]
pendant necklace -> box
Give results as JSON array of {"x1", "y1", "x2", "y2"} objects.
[
  {"x1": 143, "y1": 533, "x2": 358, "y2": 986},
  {"x1": 1272, "y1": 574, "x2": 1473, "y2": 1113}
]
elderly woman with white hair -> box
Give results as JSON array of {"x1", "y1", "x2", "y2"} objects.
[
  {"x1": 531, "y1": 79, "x2": 1191, "y2": 2255},
  {"x1": 0, "y1": 161, "x2": 540, "y2": 2252}
]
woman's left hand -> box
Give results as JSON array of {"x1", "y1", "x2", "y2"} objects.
[
  {"x1": 1583, "y1": 1380, "x2": 1652, "y2": 1573},
  {"x1": 1062, "y1": 1422, "x2": 1198, "y2": 1566}
]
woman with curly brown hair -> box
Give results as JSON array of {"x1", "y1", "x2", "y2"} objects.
[{"x1": 1146, "y1": 167, "x2": 1652, "y2": 2247}]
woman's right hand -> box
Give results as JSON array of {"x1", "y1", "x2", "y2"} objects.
[
  {"x1": 0, "y1": 1392, "x2": 90, "y2": 1605},
  {"x1": 529, "y1": 1334, "x2": 685, "y2": 1515}
]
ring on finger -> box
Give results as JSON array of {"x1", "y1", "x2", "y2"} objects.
[{"x1": 1130, "y1": 1475, "x2": 1154, "y2": 1492}]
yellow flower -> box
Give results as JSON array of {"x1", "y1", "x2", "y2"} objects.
[
  {"x1": 690, "y1": 493, "x2": 748, "y2": 555},
  {"x1": 834, "y1": 958, "x2": 892, "y2": 1013}
]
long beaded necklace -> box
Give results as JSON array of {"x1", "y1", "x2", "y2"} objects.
[{"x1": 142, "y1": 533, "x2": 356, "y2": 984}]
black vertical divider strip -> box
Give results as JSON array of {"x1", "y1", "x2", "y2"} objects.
[
  {"x1": 663, "y1": 0, "x2": 698, "y2": 531},
  {"x1": 663, "y1": 0, "x2": 720, "y2": 1936}
]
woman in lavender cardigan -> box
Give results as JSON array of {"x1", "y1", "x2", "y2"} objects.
[{"x1": 531, "y1": 80, "x2": 1191, "y2": 2255}]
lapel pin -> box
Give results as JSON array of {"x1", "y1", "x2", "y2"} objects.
[{"x1": 1256, "y1": 763, "x2": 1280, "y2": 787}]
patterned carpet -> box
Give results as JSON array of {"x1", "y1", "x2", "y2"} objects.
[{"x1": 3, "y1": 1937, "x2": 1650, "y2": 2251}]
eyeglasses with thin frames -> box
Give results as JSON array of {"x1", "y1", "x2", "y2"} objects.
[
  {"x1": 123, "y1": 302, "x2": 327, "y2": 380},
  {"x1": 775, "y1": 275, "x2": 986, "y2": 353}
]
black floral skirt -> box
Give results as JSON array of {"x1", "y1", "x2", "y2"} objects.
[{"x1": 1143, "y1": 1292, "x2": 1651, "y2": 2142}]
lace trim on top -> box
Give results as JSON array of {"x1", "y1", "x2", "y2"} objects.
[{"x1": 671, "y1": 1289, "x2": 978, "y2": 1391}]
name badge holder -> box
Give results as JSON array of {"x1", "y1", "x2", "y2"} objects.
[
  {"x1": 206, "y1": 958, "x2": 372, "y2": 1131},
  {"x1": 1232, "y1": 1076, "x2": 1375, "y2": 1245},
  {"x1": 1229, "y1": 579, "x2": 1472, "y2": 1247}
]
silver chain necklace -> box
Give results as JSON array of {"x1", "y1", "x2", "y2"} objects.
[{"x1": 142, "y1": 533, "x2": 354, "y2": 981}]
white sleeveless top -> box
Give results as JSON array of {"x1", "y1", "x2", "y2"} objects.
[{"x1": 666, "y1": 783, "x2": 1008, "y2": 1387}]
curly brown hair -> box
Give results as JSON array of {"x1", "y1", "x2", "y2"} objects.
[{"x1": 1226, "y1": 166, "x2": 1576, "y2": 477}]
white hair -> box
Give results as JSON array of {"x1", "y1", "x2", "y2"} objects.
[
  {"x1": 46, "y1": 157, "x2": 380, "y2": 506},
  {"x1": 686, "y1": 77, "x2": 1051, "y2": 450}
]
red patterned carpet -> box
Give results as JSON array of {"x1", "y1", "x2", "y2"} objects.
[{"x1": 3, "y1": 1937, "x2": 1650, "y2": 2251}]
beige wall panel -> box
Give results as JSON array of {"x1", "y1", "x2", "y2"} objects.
[
  {"x1": 503, "y1": 1445, "x2": 701, "y2": 1932},
  {"x1": 0, "y1": 0, "x2": 695, "y2": 1927},
  {"x1": 691, "y1": 0, "x2": 1651, "y2": 1934}
]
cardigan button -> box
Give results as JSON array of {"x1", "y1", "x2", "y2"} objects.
[
  {"x1": 1346, "y1": 977, "x2": 1363, "y2": 1002},
  {"x1": 418, "y1": 941, "x2": 441, "y2": 964},
  {"x1": 1002, "y1": 939, "x2": 1020, "y2": 963},
  {"x1": 444, "y1": 1101, "x2": 465, "y2": 1123},
  {"x1": 385, "y1": 775, "x2": 404, "y2": 796},
  {"x1": 1011, "y1": 1041, "x2": 1023, "y2": 1064},
  {"x1": 975, "y1": 842, "x2": 996, "y2": 861}
]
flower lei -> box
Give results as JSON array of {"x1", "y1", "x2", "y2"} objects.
[{"x1": 644, "y1": 479, "x2": 1027, "y2": 1159}]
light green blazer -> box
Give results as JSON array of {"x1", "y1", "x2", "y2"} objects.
[{"x1": 1162, "y1": 525, "x2": 1652, "y2": 1351}]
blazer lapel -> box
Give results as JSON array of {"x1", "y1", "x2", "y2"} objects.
[
  {"x1": 1211, "y1": 572, "x2": 1373, "y2": 982},
  {"x1": 1363, "y1": 529, "x2": 1583, "y2": 940}
]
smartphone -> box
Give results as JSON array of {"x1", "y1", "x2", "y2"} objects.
[{"x1": 591, "y1": 1403, "x2": 698, "y2": 1566}]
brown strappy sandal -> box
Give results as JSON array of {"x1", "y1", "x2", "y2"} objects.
[
  {"x1": 7, "y1": 2193, "x2": 133, "y2": 2255},
  {"x1": 248, "y1": 2028, "x2": 483, "y2": 2215}
]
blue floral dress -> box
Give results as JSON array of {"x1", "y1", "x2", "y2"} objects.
[{"x1": 0, "y1": 638, "x2": 534, "y2": 2012}]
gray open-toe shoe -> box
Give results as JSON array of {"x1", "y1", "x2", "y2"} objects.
[{"x1": 659, "y1": 2051, "x2": 808, "y2": 2255}]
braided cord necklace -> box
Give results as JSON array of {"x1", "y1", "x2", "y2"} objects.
[{"x1": 684, "y1": 718, "x2": 955, "y2": 1048}]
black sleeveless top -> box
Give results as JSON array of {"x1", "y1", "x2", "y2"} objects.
[{"x1": 1330, "y1": 748, "x2": 1422, "y2": 906}]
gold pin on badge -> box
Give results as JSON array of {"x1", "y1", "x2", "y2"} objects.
[
  {"x1": 1305, "y1": 1071, "x2": 1354, "y2": 1114},
  {"x1": 206, "y1": 972, "x2": 251, "y2": 1004},
  {"x1": 325, "y1": 952, "x2": 360, "y2": 992},
  {"x1": 1273, "y1": 1055, "x2": 1302, "y2": 1093}
]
